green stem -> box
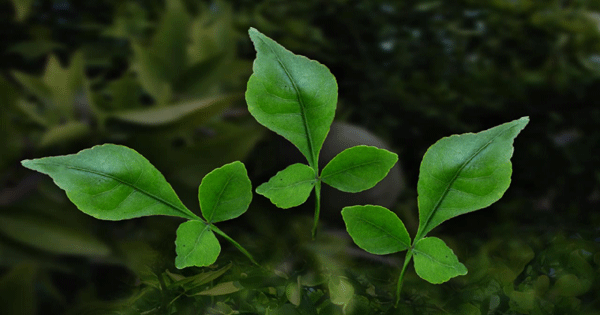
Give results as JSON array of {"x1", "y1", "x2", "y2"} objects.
[
  {"x1": 211, "y1": 225, "x2": 260, "y2": 266},
  {"x1": 311, "y1": 179, "x2": 322, "y2": 240},
  {"x1": 395, "y1": 249, "x2": 413, "y2": 308}
]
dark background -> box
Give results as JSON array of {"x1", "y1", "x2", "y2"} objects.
[{"x1": 1, "y1": 0, "x2": 599, "y2": 314}]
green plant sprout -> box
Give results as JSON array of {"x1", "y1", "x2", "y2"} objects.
[
  {"x1": 21, "y1": 144, "x2": 257, "y2": 269},
  {"x1": 343, "y1": 117, "x2": 529, "y2": 306},
  {"x1": 245, "y1": 28, "x2": 398, "y2": 239}
]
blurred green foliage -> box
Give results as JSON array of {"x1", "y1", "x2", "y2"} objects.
[{"x1": 1, "y1": 0, "x2": 599, "y2": 314}]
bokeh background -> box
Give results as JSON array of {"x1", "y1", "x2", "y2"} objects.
[{"x1": 1, "y1": 0, "x2": 599, "y2": 314}]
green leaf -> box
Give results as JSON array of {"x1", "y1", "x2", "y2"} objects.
[
  {"x1": 38, "y1": 121, "x2": 91, "y2": 148},
  {"x1": 255, "y1": 163, "x2": 316, "y2": 209},
  {"x1": 110, "y1": 94, "x2": 239, "y2": 126},
  {"x1": 192, "y1": 281, "x2": 243, "y2": 296},
  {"x1": 412, "y1": 237, "x2": 467, "y2": 284},
  {"x1": 328, "y1": 276, "x2": 354, "y2": 306},
  {"x1": 167, "y1": 263, "x2": 232, "y2": 290},
  {"x1": 175, "y1": 220, "x2": 220, "y2": 268},
  {"x1": 342, "y1": 205, "x2": 411, "y2": 255},
  {"x1": 0, "y1": 214, "x2": 111, "y2": 257},
  {"x1": 321, "y1": 145, "x2": 398, "y2": 193},
  {"x1": 150, "y1": 0, "x2": 190, "y2": 82},
  {"x1": 131, "y1": 43, "x2": 172, "y2": 105},
  {"x1": 246, "y1": 27, "x2": 337, "y2": 168},
  {"x1": 199, "y1": 161, "x2": 252, "y2": 223},
  {"x1": 21, "y1": 144, "x2": 197, "y2": 220},
  {"x1": 416, "y1": 117, "x2": 529, "y2": 239}
]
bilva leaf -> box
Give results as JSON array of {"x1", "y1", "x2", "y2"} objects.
[
  {"x1": 412, "y1": 237, "x2": 467, "y2": 284},
  {"x1": 255, "y1": 163, "x2": 316, "y2": 209},
  {"x1": 175, "y1": 220, "x2": 220, "y2": 268},
  {"x1": 245, "y1": 27, "x2": 337, "y2": 168},
  {"x1": 321, "y1": 145, "x2": 398, "y2": 193},
  {"x1": 199, "y1": 161, "x2": 252, "y2": 223},
  {"x1": 21, "y1": 144, "x2": 197, "y2": 220},
  {"x1": 416, "y1": 117, "x2": 529, "y2": 240},
  {"x1": 342, "y1": 205, "x2": 411, "y2": 255}
]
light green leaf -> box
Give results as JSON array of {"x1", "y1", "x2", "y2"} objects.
[
  {"x1": 256, "y1": 163, "x2": 316, "y2": 209},
  {"x1": 175, "y1": 220, "x2": 220, "y2": 268},
  {"x1": 342, "y1": 205, "x2": 411, "y2": 255},
  {"x1": 0, "y1": 214, "x2": 111, "y2": 257},
  {"x1": 246, "y1": 27, "x2": 337, "y2": 168},
  {"x1": 21, "y1": 144, "x2": 197, "y2": 220},
  {"x1": 328, "y1": 276, "x2": 354, "y2": 306},
  {"x1": 321, "y1": 145, "x2": 398, "y2": 193},
  {"x1": 412, "y1": 237, "x2": 467, "y2": 284},
  {"x1": 110, "y1": 94, "x2": 239, "y2": 126},
  {"x1": 416, "y1": 117, "x2": 529, "y2": 239},
  {"x1": 199, "y1": 161, "x2": 252, "y2": 223}
]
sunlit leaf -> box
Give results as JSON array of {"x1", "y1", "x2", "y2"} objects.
[{"x1": 21, "y1": 144, "x2": 197, "y2": 220}]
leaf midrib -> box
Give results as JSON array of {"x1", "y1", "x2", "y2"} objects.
[
  {"x1": 33, "y1": 161, "x2": 193, "y2": 219},
  {"x1": 352, "y1": 214, "x2": 410, "y2": 251},
  {"x1": 418, "y1": 127, "x2": 512, "y2": 239},
  {"x1": 256, "y1": 34, "x2": 316, "y2": 167},
  {"x1": 321, "y1": 159, "x2": 385, "y2": 180}
]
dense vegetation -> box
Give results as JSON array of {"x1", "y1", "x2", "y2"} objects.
[{"x1": 1, "y1": 0, "x2": 599, "y2": 314}]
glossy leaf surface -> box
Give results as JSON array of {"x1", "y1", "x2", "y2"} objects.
[
  {"x1": 416, "y1": 117, "x2": 529, "y2": 239},
  {"x1": 246, "y1": 27, "x2": 337, "y2": 167},
  {"x1": 175, "y1": 220, "x2": 220, "y2": 268},
  {"x1": 199, "y1": 161, "x2": 252, "y2": 223},
  {"x1": 321, "y1": 145, "x2": 398, "y2": 193},
  {"x1": 21, "y1": 144, "x2": 197, "y2": 220},
  {"x1": 342, "y1": 205, "x2": 411, "y2": 255},
  {"x1": 255, "y1": 163, "x2": 316, "y2": 209},
  {"x1": 413, "y1": 237, "x2": 467, "y2": 284}
]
